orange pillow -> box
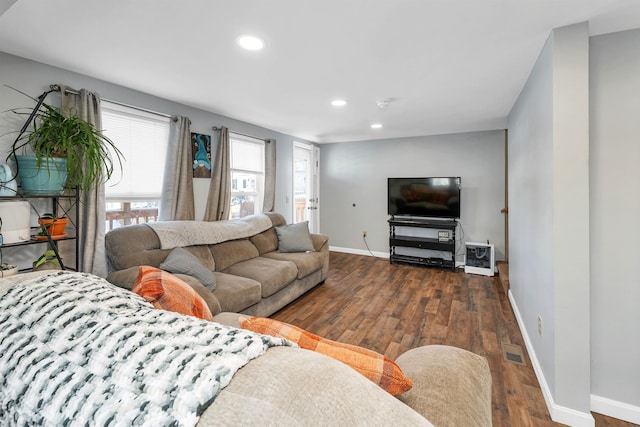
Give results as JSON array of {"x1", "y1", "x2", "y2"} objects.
[
  {"x1": 240, "y1": 317, "x2": 412, "y2": 395},
  {"x1": 132, "y1": 266, "x2": 213, "y2": 321}
]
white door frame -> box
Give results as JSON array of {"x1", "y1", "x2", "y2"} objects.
[{"x1": 292, "y1": 141, "x2": 320, "y2": 233}]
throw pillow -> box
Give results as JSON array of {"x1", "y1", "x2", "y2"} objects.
[
  {"x1": 274, "y1": 221, "x2": 315, "y2": 253},
  {"x1": 240, "y1": 316, "x2": 413, "y2": 396},
  {"x1": 160, "y1": 247, "x2": 216, "y2": 291},
  {"x1": 132, "y1": 266, "x2": 213, "y2": 321}
]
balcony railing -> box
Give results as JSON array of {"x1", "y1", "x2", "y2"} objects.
[
  {"x1": 106, "y1": 203, "x2": 158, "y2": 231},
  {"x1": 295, "y1": 194, "x2": 307, "y2": 223}
]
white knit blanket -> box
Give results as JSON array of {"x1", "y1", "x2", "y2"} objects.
[
  {"x1": 148, "y1": 214, "x2": 273, "y2": 249},
  {"x1": 0, "y1": 271, "x2": 291, "y2": 426}
]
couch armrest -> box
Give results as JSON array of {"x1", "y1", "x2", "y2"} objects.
[
  {"x1": 107, "y1": 267, "x2": 222, "y2": 317},
  {"x1": 106, "y1": 266, "x2": 140, "y2": 290},
  {"x1": 311, "y1": 233, "x2": 329, "y2": 252},
  {"x1": 311, "y1": 233, "x2": 330, "y2": 281},
  {"x1": 395, "y1": 345, "x2": 492, "y2": 427}
]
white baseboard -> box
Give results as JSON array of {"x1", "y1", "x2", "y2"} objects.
[
  {"x1": 508, "y1": 291, "x2": 595, "y2": 427},
  {"x1": 329, "y1": 246, "x2": 389, "y2": 258},
  {"x1": 591, "y1": 395, "x2": 640, "y2": 425}
]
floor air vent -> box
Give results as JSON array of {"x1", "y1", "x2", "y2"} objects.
[{"x1": 502, "y1": 343, "x2": 526, "y2": 366}]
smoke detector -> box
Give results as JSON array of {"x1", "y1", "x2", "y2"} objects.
[{"x1": 376, "y1": 98, "x2": 392, "y2": 110}]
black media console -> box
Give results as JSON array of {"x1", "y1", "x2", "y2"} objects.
[{"x1": 388, "y1": 217, "x2": 457, "y2": 271}]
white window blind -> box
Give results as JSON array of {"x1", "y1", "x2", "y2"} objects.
[
  {"x1": 101, "y1": 102, "x2": 170, "y2": 201},
  {"x1": 229, "y1": 133, "x2": 265, "y2": 219}
]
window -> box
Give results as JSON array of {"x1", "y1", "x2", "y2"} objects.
[
  {"x1": 229, "y1": 133, "x2": 265, "y2": 219},
  {"x1": 101, "y1": 102, "x2": 170, "y2": 230}
]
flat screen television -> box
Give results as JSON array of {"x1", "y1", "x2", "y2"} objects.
[{"x1": 388, "y1": 177, "x2": 461, "y2": 219}]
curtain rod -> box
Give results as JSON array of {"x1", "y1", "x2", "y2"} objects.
[
  {"x1": 50, "y1": 84, "x2": 173, "y2": 119},
  {"x1": 212, "y1": 126, "x2": 270, "y2": 143}
]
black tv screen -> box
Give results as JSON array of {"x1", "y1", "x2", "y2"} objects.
[{"x1": 388, "y1": 177, "x2": 461, "y2": 219}]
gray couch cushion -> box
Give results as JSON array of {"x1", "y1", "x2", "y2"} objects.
[
  {"x1": 250, "y1": 228, "x2": 279, "y2": 255},
  {"x1": 210, "y1": 239, "x2": 259, "y2": 271},
  {"x1": 262, "y1": 251, "x2": 324, "y2": 279},
  {"x1": 212, "y1": 272, "x2": 262, "y2": 313},
  {"x1": 160, "y1": 247, "x2": 216, "y2": 291},
  {"x1": 275, "y1": 221, "x2": 315, "y2": 253},
  {"x1": 181, "y1": 245, "x2": 216, "y2": 270},
  {"x1": 223, "y1": 257, "x2": 298, "y2": 298}
]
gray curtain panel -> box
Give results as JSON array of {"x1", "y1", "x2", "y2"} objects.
[
  {"x1": 203, "y1": 126, "x2": 231, "y2": 221},
  {"x1": 59, "y1": 84, "x2": 107, "y2": 277},
  {"x1": 159, "y1": 116, "x2": 195, "y2": 221},
  {"x1": 263, "y1": 138, "x2": 276, "y2": 212}
]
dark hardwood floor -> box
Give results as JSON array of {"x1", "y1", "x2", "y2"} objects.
[{"x1": 272, "y1": 252, "x2": 635, "y2": 427}]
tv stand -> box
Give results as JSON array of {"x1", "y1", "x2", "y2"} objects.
[{"x1": 388, "y1": 217, "x2": 457, "y2": 271}]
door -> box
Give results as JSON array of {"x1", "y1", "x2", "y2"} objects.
[{"x1": 293, "y1": 142, "x2": 320, "y2": 232}]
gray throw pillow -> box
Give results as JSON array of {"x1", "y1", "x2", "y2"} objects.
[
  {"x1": 160, "y1": 247, "x2": 216, "y2": 291},
  {"x1": 275, "y1": 221, "x2": 315, "y2": 253}
]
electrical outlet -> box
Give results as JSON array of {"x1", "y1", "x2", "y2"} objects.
[
  {"x1": 538, "y1": 315, "x2": 543, "y2": 335},
  {"x1": 362, "y1": 231, "x2": 367, "y2": 238}
]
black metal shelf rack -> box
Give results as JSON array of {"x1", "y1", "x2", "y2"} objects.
[
  {"x1": 388, "y1": 217, "x2": 457, "y2": 271},
  {"x1": 0, "y1": 189, "x2": 79, "y2": 272}
]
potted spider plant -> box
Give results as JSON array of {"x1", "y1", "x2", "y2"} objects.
[{"x1": 8, "y1": 91, "x2": 124, "y2": 194}]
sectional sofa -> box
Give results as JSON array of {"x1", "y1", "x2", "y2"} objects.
[{"x1": 105, "y1": 212, "x2": 329, "y2": 317}]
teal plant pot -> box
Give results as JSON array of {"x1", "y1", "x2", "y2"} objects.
[{"x1": 14, "y1": 155, "x2": 68, "y2": 195}]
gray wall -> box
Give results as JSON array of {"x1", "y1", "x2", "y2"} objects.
[
  {"x1": 0, "y1": 52, "x2": 307, "y2": 268},
  {"x1": 590, "y1": 28, "x2": 640, "y2": 411},
  {"x1": 320, "y1": 130, "x2": 506, "y2": 262},
  {"x1": 508, "y1": 33, "x2": 557, "y2": 396},
  {"x1": 509, "y1": 23, "x2": 640, "y2": 424},
  {"x1": 508, "y1": 22, "x2": 592, "y2": 421}
]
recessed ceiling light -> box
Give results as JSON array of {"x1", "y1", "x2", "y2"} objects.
[
  {"x1": 331, "y1": 99, "x2": 347, "y2": 107},
  {"x1": 237, "y1": 35, "x2": 264, "y2": 51},
  {"x1": 371, "y1": 123, "x2": 383, "y2": 129}
]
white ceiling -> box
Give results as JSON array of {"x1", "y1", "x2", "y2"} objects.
[{"x1": 1, "y1": 1, "x2": 639, "y2": 143}]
